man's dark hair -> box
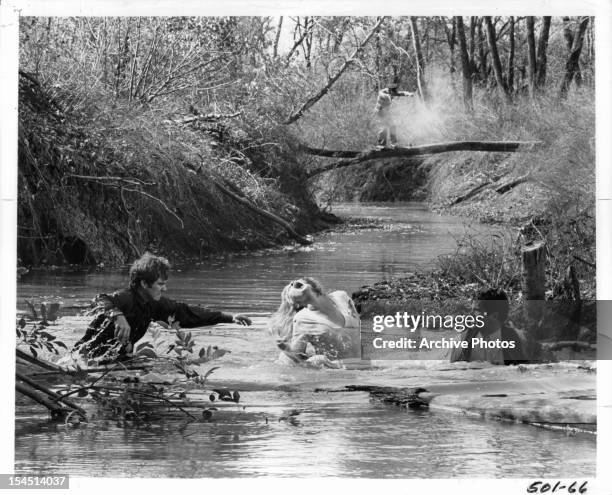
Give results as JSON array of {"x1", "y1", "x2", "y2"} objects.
[
  {"x1": 129, "y1": 253, "x2": 170, "y2": 289},
  {"x1": 476, "y1": 288, "x2": 509, "y2": 322}
]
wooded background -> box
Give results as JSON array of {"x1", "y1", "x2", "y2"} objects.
[{"x1": 18, "y1": 16, "x2": 594, "y2": 274}]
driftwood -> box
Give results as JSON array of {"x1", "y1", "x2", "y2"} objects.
[
  {"x1": 16, "y1": 348, "x2": 64, "y2": 372},
  {"x1": 212, "y1": 180, "x2": 313, "y2": 246},
  {"x1": 28, "y1": 364, "x2": 152, "y2": 377},
  {"x1": 16, "y1": 372, "x2": 86, "y2": 415},
  {"x1": 16, "y1": 348, "x2": 150, "y2": 376},
  {"x1": 15, "y1": 380, "x2": 71, "y2": 418},
  {"x1": 450, "y1": 181, "x2": 492, "y2": 205},
  {"x1": 344, "y1": 385, "x2": 432, "y2": 409},
  {"x1": 302, "y1": 141, "x2": 541, "y2": 178},
  {"x1": 494, "y1": 173, "x2": 530, "y2": 194},
  {"x1": 178, "y1": 158, "x2": 313, "y2": 246}
]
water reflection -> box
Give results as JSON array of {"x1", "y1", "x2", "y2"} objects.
[
  {"x1": 15, "y1": 392, "x2": 595, "y2": 478},
  {"x1": 15, "y1": 203, "x2": 594, "y2": 478},
  {"x1": 18, "y1": 203, "x2": 489, "y2": 314}
]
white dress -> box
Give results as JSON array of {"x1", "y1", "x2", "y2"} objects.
[{"x1": 290, "y1": 291, "x2": 361, "y2": 360}]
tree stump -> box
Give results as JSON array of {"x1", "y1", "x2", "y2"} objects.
[{"x1": 522, "y1": 241, "x2": 547, "y2": 337}]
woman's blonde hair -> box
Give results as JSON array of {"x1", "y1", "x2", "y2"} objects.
[{"x1": 268, "y1": 277, "x2": 323, "y2": 341}]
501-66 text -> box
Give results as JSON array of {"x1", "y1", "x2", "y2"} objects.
[{"x1": 527, "y1": 481, "x2": 588, "y2": 493}]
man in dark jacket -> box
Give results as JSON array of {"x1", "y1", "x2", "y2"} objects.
[{"x1": 74, "y1": 253, "x2": 251, "y2": 359}]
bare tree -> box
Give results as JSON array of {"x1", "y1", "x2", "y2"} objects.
[
  {"x1": 442, "y1": 17, "x2": 456, "y2": 79},
  {"x1": 526, "y1": 17, "x2": 537, "y2": 98},
  {"x1": 559, "y1": 16, "x2": 590, "y2": 97},
  {"x1": 562, "y1": 16, "x2": 574, "y2": 50},
  {"x1": 507, "y1": 16, "x2": 515, "y2": 93},
  {"x1": 476, "y1": 18, "x2": 488, "y2": 82},
  {"x1": 286, "y1": 17, "x2": 313, "y2": 64},
  {"x1": 273, "y1": 16, "x2": 283, "y2": 58},
  {"x1": 468, "y1": 16, "x2": 477, "y2": 76},
  {"x1": 535, "y1": 17, "x2": 552, "y2": 88},
  {"x1": 484, "y1": 16, "x2": 511, "y2": 102},
  {"x1": 410, "y1": 16, "x2": 429, "y2": 100},
  {"x1": 455, "y1": 16, "x2": 473, "y2": 111}
]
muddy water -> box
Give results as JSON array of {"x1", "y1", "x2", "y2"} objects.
[{"x1": 15, "y1": 203, "x2": 596, "y2": 478}]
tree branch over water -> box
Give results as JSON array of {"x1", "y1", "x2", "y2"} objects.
[{"x1": 302, "y1": 140, "x2": 542, "y2": 178}]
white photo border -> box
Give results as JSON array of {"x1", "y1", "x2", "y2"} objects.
[{"x1": 1, "y1": 1, "x2": 610, "y2": 493}]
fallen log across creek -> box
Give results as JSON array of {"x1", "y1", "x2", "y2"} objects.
[{"x1": 301, "y1": 140, "x2": 542, "y2": 179}]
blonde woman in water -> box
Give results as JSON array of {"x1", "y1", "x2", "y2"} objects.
[{"x1": 269, "y1": 277, "x2": 361, "y2": 366}]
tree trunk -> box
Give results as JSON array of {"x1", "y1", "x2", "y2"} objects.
[
  {"x1": 468, "y1": 16, "x2": 477, "y2": 76},
  {"x1": 508, "y1": 16, "x2": 515, "y2": 93},
  {"x1": 303, "y1": 17, "x2": 313, "y2": 68},
  {"x1": 477, "y1": 18, "x2": 488, "y2": 82},
  {"x1": 484, "y1": 16, "x2": 511, "y2": 102},
  {"x1": 443, "y1": 17, "x2": 456, "y2": 80},
  {"x1": 562, "y1": 16, "x2": 583, "y2": 85},
  {"x1": 455, "y1": 16, "x2": 473, "y2": 111},
  {"x1": 562, "y1": 16, "x2": 574, "y2": 50},
  {"x1": 522, "y1": 241, "x2": 547, "y2": 334},
  {"x1": 410, "y1": 16, "x2": 428, "y2": 100},
  {"x1": 273, "y1": 16, "x2": 283, "y2": 58},
  {"x1": 535, "y1": 17, "x2": 552, "y2": 88},
  {"x1": 559, "y1": 17, "x2": 590, "y2": 97},
  {"x1": 526, "y1": 17, "x2": 537, "y2": 98}
]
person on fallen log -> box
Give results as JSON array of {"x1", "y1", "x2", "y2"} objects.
[
  {"x1": 269, "y1": 277, "x2": 361, "y2": 367},
  {"x1": 74, "y1": 253, "x2": 251, "y2": 360},
  {"x1": 450, "y1": 288, "x2": 527, "y2": 365},
  {"x1": 374, "y1": 83, "x2": 415, "y2": 147}
]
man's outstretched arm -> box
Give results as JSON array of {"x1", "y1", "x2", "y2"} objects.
[{"x1": 153, "y1": 298, "x2": 252, "y2": 328}]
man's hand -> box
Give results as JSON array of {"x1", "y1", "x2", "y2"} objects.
[
  {"x1": 113, "y1": 314, "x2": 131, "y2": 344},
  {"x1": 232, "y1": 314, "x2": 252, "y2": 326}
]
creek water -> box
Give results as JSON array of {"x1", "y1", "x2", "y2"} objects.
[{"x1": 15, "y1": 202, "x2": 596, "y2": 478}]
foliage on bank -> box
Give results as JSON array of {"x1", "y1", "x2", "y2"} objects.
[{"x1": 18, "y1": 18, "x2": 329, "y2": 266}]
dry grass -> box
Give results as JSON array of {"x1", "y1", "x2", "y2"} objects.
[{"x1": 17, "y1": 76, "x2": 301, "y2": 266}]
